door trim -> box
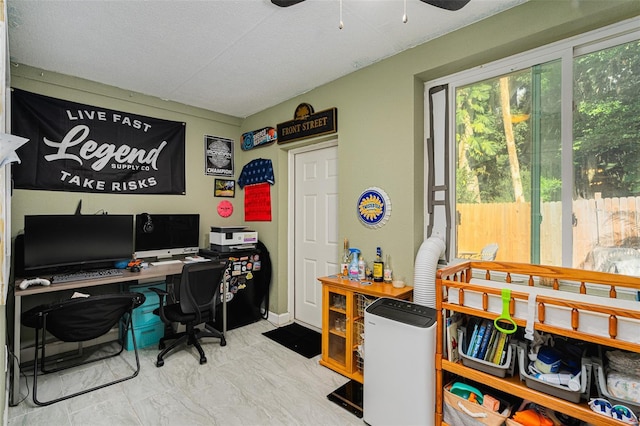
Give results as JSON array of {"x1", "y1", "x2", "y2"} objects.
[{"x1": 287, "y1": 139, "x2": 338, "y2": 326}]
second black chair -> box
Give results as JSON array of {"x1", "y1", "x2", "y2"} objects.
[
  {"x1": 151, "y1": 260, "x2": 228, "y2": 367},
  {"x1": 22, "y1": 292, "x2": 146, "y2": 406}
]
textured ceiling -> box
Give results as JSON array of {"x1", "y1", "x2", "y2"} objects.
[{"x1": 6, "y1": 0, "x2": 525, "y2": 118}]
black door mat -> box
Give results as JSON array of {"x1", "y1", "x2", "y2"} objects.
[
  {"x1": 327, "y1": 380, "x2": 363, "y2": 418},
  {"x1": 262, "y1": 322, "x2": 321, "y2": 358}
]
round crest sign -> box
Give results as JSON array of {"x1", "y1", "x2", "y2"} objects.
[
  {"x1": 217, "y1": 200, "x2": 233, "y2": 218},
  {"x1": 357, "y1": 187, "x2": 391, "y2": 228}
]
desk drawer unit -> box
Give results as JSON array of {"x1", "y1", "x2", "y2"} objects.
[
  {"x1": 122, "y1": 281, "x2": 166, "y2": 350},
  {"x1": 122, "y1": 321, "x2": 165, "y2": 351}
]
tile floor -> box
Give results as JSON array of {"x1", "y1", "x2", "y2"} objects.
[{"x1": 7, "y1": 320, "x2": 363, "y2": 426}]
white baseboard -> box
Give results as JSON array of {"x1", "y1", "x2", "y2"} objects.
[{"x1": 266, "y1": 311, "x2": 291, "y2": 327}]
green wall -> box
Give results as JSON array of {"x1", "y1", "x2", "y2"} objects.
[
  {"x1": 8, "y1": 0, "x2": 640, "y2": 319},
  {"x1": 239, "y1": 0, "x2": 640, "y2": 311}
]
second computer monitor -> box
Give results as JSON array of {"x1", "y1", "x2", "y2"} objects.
[{"x1": 134, "y1": 213, "x2": 200, "y2": 259}]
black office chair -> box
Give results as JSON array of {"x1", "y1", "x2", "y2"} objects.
[
  {"x1": 151, "y1": 261, "x2": 228, "y2": 367},
  {"x1": 21, "y1": 292, "x2": 146, "y2": 406}
]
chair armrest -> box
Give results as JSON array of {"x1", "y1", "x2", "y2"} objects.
[
  {"x1": 149, "y1": 287, "x2": 168, "y2": 300},
  {"x1": 149, "y1": 287, "x2": 170, "y2": 323}
]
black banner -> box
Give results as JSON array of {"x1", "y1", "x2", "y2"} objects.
[{"x1": 11, "y1": 89, "x2": 186, "y2": 195}]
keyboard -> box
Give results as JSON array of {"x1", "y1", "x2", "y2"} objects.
[
  {"x1": 50, "y1": 268, "x2": 124, "y2": 284},
  {"x1": 150, "y1": 259, "x2": 184, "y2": 266}
]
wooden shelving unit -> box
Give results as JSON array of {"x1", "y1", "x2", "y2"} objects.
[
  {"x1": 435, "y1": 261, "x2": 640, "y2": 426},
  {"x1": 317, "y1": 275, "x2": 413, "y2": 383}
]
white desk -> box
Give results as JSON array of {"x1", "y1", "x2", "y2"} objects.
[{"x1": 11, "y1": 261, "x2": 227, "y2": 405}]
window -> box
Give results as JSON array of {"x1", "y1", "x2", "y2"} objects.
[{"x1": 426, "y1": 20, "x2": 640, "y2": 272}]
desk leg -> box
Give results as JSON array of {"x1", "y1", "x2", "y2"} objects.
[
  {"x1": 11, "y1": 296, "x2": 21, "y2": 406},
  {"x1": 223, "y1": 278, "x2": 227, "y2": 336}
]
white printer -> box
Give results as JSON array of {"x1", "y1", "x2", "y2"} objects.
[{"x1": 210, "y1": 226, "x2": 258, "y2": 253}]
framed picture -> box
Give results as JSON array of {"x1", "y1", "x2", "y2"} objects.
[
  {"x1": 214, "y1": 179, "x2": 235, "y2": 198},
  {"x1": 204, "y1": 135, "x2": 234, "y2": 177}
]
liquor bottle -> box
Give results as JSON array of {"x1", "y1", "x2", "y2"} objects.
[
  {"x1": 384, "y1": 254, "x2": 393, "y2": 283},
  {"x1": 373, "y1": 247, "x2": 384, "y2": 282},
  {"x1": 366, "y1": 264, "x2": 373, "y2": 280},
  {"x1": 340, "y1": 238, "x2": 350, "y2": 276}
]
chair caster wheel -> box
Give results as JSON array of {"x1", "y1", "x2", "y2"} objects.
[
  {"x1": 199, "y1": 357, "x2": 207, "y2": 365},
  {"x1": 220, "y1": 337, "x2": 227, "y2": 347},
  {"x1": 156, "y1": 360, "x2": 164, "y2": 367}
]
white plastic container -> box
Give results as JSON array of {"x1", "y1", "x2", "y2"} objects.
[{"x1": 358, "y1": 255, "x2": 366, "y2": 280}]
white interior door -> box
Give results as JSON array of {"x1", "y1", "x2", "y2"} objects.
[{"x1": 293, "y1": 144, "x2": 338, "y2": 329}]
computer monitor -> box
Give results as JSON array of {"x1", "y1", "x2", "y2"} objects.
[
  {"x1": 134, "y1": 213, "x2": 200, "y2": 259},
  {"x1": 23, "y1": 214, "x2": 134, "y2": 272}
]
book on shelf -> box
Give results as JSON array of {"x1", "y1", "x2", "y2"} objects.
[
  {"x1": 470, "y1": 320, "x2": 488, "y2": 358},
  {"x1": 484, "y1": 326, "x2": 500, "y2": 361},
  {"x1": 446, "y1": 313, "x2": 463, "y2": 362},
  {"x1": 466, "y1": 319, "x2": 480, "y2": 357},
  {"x1": 476, "y1": 320, "x2": 494, "y2": 360},
  {"x1": 499, "y1": 342, "x2": 509, "y2": 365},
  {"x1": 492, "y1": 332, "x2": 510, "y2": 365}
]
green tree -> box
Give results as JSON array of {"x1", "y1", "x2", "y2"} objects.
[
  {"x1": 456, "y1": 71, "x2": 532, "y2": 204},
  {"x1": 573, "y1": 40, "x2": 640, "y2": 198}
]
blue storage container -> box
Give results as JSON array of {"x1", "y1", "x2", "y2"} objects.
[
  {"x1": 122, "y1": 321, "x2": 165, "y2": 350},
  {"x1": 131, "y1": 298, "x2": 161, "y2": 327},
  {"x1": 121, "y1": 281, "x2": 166, "y2": 350}
]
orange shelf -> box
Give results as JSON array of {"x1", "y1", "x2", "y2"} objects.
[
  {"x1": 435, "y1": 261, "x2": 640, "y2": 426},
  {"x1": 318, "y1": 276, "x2": 412, "y2": 384}
]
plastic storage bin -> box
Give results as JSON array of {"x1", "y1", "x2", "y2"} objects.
[
  {"x1": 593, "y1": 362, "x2": 640, "y2": 414},
  {"x1": 457, "y1": 326, "x2": 515, "y2": 378},
  {"x1": 121, "y1": 281, "x2": 166, "y2": 350},
  {"x1": 122, "y1": 320, "x2": 165, "y2": 350},
  {"x1": 517, "y1": 345, "x2": 590, "y2": 403},
  {"x1": 131, "y1": 297, "x2": 161, "y2": 327}
]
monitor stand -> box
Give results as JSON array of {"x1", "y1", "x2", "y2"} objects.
[{"x1": 326, "y1": 379, "x2": 363, "y2": 418}]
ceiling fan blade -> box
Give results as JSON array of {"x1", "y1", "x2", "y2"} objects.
[
  {"x1": 271, "y1": 0, "x2": 306, "y2": 7},
  {"x1": 419, "y1": 0, "x2": 471, "y2": 11},
  {"x1": 272, "y1": 0, "x2": 469, "y2": 10}
]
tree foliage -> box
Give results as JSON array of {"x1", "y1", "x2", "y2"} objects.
[
  {"x1": 574, "y1": 40, "x2": 640, "y2": 198},
  {"x1": 456, "y1": 70, "x2": 535, "y2": 203},
  {"x1": 456, "y1": 39, "x2": 640, "y2": 204}
]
